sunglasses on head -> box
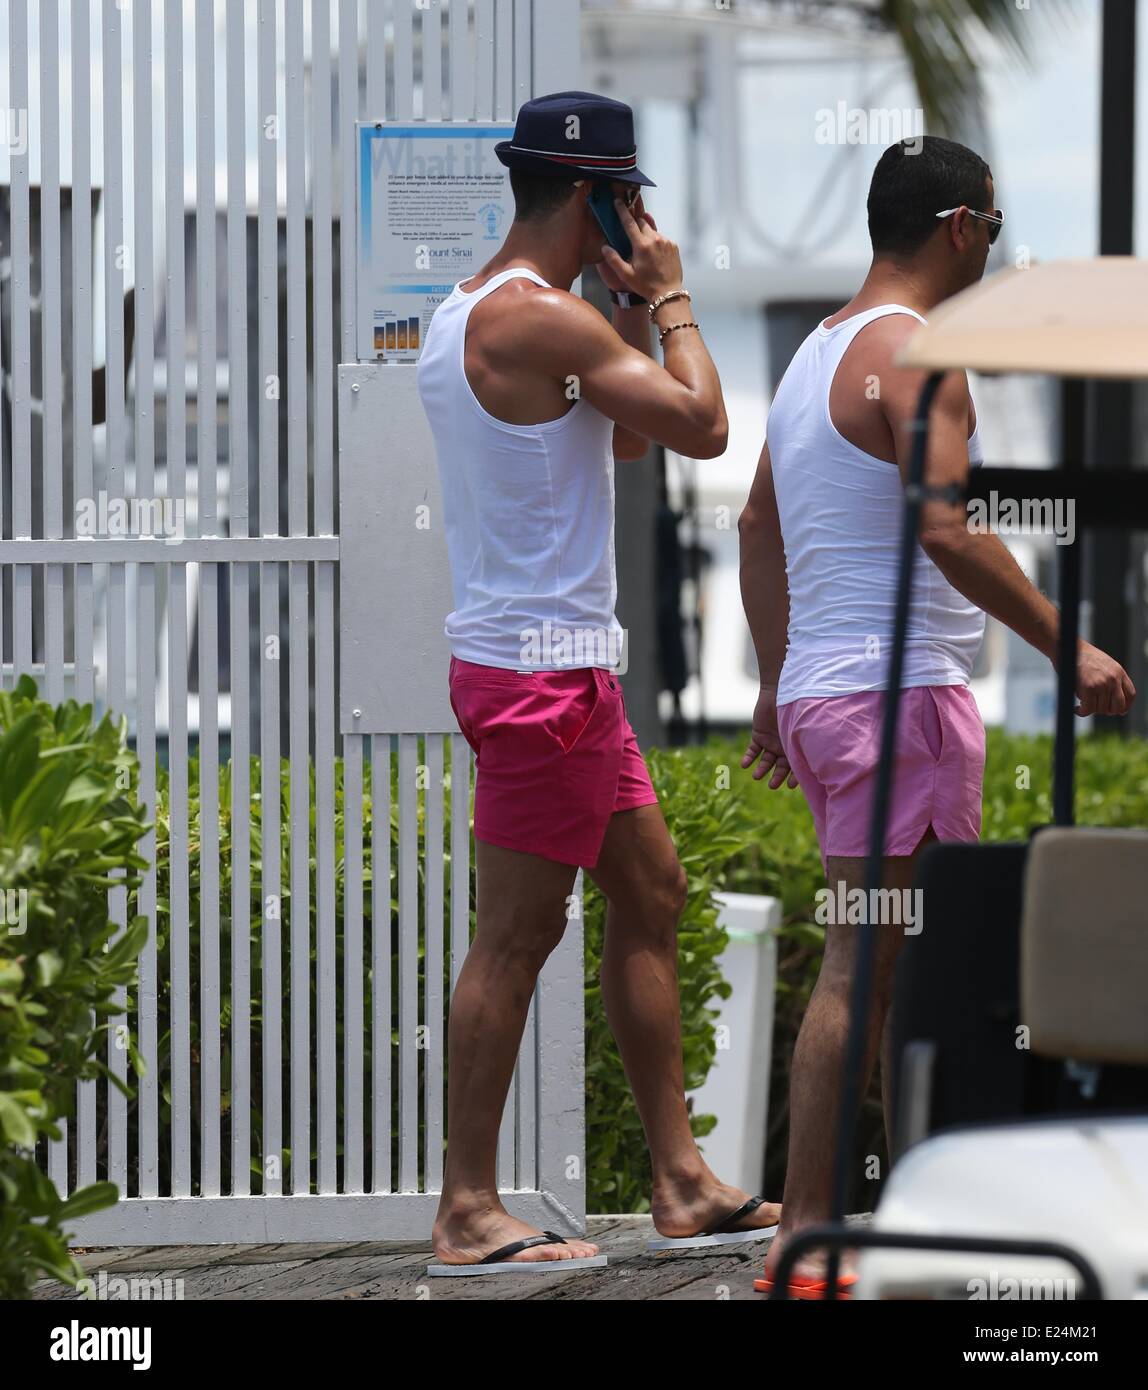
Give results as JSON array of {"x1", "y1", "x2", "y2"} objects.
[{"x1": 936, "y1": 205, "x2": 1004, "y2": 245}]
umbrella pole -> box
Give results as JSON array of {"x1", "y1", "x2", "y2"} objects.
[{"x1": 823, "y1": 371, "x2": 944, "y2": 1298}]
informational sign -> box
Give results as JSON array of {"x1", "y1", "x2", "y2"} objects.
[{"x1": 356, "y1": 121, "x2": 515, "y2": 363}]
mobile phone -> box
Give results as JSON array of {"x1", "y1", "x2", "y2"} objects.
[{"x1": 588, "y1": 180, "x2": 634, "y2": 261}]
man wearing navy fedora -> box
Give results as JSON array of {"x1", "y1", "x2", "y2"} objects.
[{"x1": 419, "y1": 91, "x2": 781, "y2": 1273}]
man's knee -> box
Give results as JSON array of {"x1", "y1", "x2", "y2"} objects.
[
  {"x1": 476, "y1": 901, "x2": 569, "y2": 974},
  {"x1": 630, "y1": 858, "x2": 688, "y2": 932},
  {"x1": 594, "y1": 850, "x2": 688, "y2": 942},
  {"x1": 666, "y1": 860, "x2": 689, "y2": 919},
  {"x1": 815, "y1": 931, "x2": 899, "y2": 1016}
]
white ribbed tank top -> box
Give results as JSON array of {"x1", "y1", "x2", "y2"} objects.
[
  {"x1": 417, "y1": 268, "x2": 623, "y2": 670},
  {"x1": 768, "y1": 304, "x2": 986, "y2": 705}
]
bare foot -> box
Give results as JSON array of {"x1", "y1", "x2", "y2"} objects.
[
  {"x1": 758, "y1": 1236, "x2": 856, "y2": 1296},
  {"x1": 651, "y1": 1175, "x2": 782, "y2": 1239},
  {"x1": 433, "y1": 1204, "x2": 599, "y2": 1267}
]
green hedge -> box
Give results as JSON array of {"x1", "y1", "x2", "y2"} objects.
[{"x1": 0, "y1": 677, "x2": 149, "y2": 1299}]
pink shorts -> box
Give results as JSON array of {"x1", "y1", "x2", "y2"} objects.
[
  {"x1": 448, "y1": 657, "x2": 658, "y2": 868},
  {"x1": 776, "y1": 684, "x2": 985, "y2": 871}
]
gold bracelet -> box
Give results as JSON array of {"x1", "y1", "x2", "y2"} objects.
[
  {"x1": 648, "y1": 289, "x2": 691, "y2": 320},
  {"x1": 659, "y1": 320, "x2": 701, "y2": 346}
]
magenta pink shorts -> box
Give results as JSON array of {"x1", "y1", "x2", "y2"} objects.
[
  {"x1": 448, "y1": 657, "x2": 658, "y2": 868},
  {"x1": 776, "y1": 684, "x2": 985, "y2": 870}
]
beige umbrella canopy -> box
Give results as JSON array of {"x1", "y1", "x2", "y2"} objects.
[{"x1": 896, "y1": 257, "x2": 1148, "y2": 380}]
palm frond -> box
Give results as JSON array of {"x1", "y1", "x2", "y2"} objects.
[{"x1": 877, "y1": 0, "x2": 1074, "y2": 133}]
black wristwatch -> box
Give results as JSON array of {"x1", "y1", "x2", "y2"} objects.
[{"x1": 610, "y1": 289, "x2": 648, "y2": 309}]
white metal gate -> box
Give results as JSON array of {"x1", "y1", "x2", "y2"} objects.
[{"x1": 6, "y1": 0, "x2": 584, "y2": 1245}]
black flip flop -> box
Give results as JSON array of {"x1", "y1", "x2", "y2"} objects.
[
  {"x1": 647, "y1": 1195, "x2": 780, "y2": 1251},
  {"x1": 427, "y1": 1229, "x2": 608, "y2": 1277}
]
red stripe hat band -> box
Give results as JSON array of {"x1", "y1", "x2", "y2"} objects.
[{"x1": 506, "y1": 145, "x2": 638, "y2": 170}]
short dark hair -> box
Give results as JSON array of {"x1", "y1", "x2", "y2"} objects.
[
  {"x1": 867, "y1": 136, "x2": 992, "y2": 255},
  {"x1": 509, "y1": 167, "x2": 580, "y2": 222}
]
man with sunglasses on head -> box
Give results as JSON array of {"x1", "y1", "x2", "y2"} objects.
[
  {"x1": 418, "y1": 91, "x2": 782, "y2": 1274},
  {"x1": 739, "y1": 135, "x2": 1135, "y2": 1297}
]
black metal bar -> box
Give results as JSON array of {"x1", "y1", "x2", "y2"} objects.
[
  {"x1": 824, "y1": 372, "x2": 943, "y2": 1299},
  {"x1": 1053, "y1": 381, "x2": 1087, "y2": 826},
  {"x1": 1090, "y1": 1, "x2": 1138, "y2": 732},
  {"x1": 1099, "y1": 0, "x2": 1137, "y2": 255},
  {"x1": 768, "y1": 1225, "x2": 1104, "y2": 1301}
]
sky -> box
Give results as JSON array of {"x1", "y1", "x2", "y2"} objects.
[{"x1": 986, "y1": 0, "x2": 1147, "y2": 260}]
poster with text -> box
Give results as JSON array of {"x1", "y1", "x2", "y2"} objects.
[{"x1": 356, "y1": 122, "x2": 515, "y2": 363}]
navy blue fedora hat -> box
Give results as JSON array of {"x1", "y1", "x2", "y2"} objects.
[{"x1": 495, "y1": 90, "x2": 655, "y2": 187}]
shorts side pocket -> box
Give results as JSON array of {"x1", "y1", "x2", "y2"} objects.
[
  {"x1": 447, "y1": 682, "x2": 481, "y2": 757},
  {"x1": 922, "y1": 687, "x2": 944, "y2": 762},
  {"x1": 552, "y1": 671, "x2": 602, "y2": 755}
]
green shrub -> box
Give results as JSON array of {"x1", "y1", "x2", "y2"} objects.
[{"x1": 0, "y1": 675, "x2": 150, "y2": 1299}]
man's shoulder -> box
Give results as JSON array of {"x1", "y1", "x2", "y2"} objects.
[
  {"x1": 493, "y1": 280, "x2": 600, "y2": 324},
  {"x1": 846, "y1": 310, "x2": 922, "y2": 364},
  {"x1": 841, "y1": 312, "x2": 964, "y2": 399},
  {"x1": 474, "y1": 280, "x2": 607, "y2": 363}
]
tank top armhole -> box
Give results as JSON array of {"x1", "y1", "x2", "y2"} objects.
[
  {"x1": 820, "y1": 305, "x2": 928, "y2": 462},
  {"x1": 456, "y1": 269, "x2": 589, "y2": 436}
]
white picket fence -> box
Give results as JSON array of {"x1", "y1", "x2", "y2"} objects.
[{"x1": 3, "y1": 0, "x2": 584, "y2": 1245}]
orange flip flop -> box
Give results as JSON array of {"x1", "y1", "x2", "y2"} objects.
[{"x1": 753, "y1": 1271, "x2": 857, "y2": 1299}]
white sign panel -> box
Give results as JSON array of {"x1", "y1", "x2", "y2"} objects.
[
  {"x1": 338, "y1": 364, "x2": 457, "y2": 734},
  {"x1": 356, "y1": 121, "x2": 515, "y2": 362}
]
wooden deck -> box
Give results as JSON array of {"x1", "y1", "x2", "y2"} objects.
[{"x1": 34, "y1": 1216, "x2": 870, "y2": 1301}]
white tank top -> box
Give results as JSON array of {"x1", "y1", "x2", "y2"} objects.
[
  {"x1": 768, "y1": 304, "x2": 986, "y2": 706},
  {"x1": 417, "y1": 268, "x2": 622, "y2": 670}
]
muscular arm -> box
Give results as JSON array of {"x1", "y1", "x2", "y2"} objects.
[
  {"x1": 538, "y1": 197, "x2": 727, "y2": 459},
  {"x1": 739, "y1": 441, "x2": 789, "y2": 685},
  {"x1": 877, "y1": 331, "x2": 1134, "y2": 716},
  {"x1": 609, "y1": 301, "x2": 655, "y2": 460},
  {"x1": 738, "y1": 440, "x2": 798, "y2": 787},
  {"x1": 514, "y1": 289, "x2": 728, "y2": 459},
  {"x1": 490, "y1": 197, "x2": 728, "y2": 459}
]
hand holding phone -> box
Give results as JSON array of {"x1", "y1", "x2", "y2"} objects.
[
  {"x1": 596, "y1": 192, "x2": 685, "y2": 306},
  {"x1": 588, "y1": 180, "x2": 635, "y2": 261}
]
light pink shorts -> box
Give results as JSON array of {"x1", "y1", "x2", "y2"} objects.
[
  {"x1": 776, "y1": 684, "x2": 985, "y2": 871},
  {"x1": 448, "y1": 657, "x2": 658, "y2": 869}
]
